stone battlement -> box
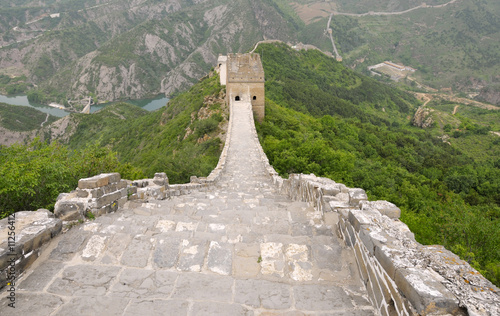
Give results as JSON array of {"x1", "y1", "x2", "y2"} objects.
[{"x1": 1, "y1": 53, "x2": 499, "y2": 315}]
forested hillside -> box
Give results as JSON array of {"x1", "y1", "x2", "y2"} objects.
[
  {"x1": 255, "y1": 43, "x2": 500, "y2": 286},
  {"x1": 296, "y1": 0, "x2": 500, "y2": 102},
  {"x1": 0, "y1": 73, "x2": 227, "y2": 217},
  {"x1": 0, "y1": 103, "x2": 57, "y2": 131}
]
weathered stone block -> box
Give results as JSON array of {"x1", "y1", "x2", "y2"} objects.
[
  {"x1": 338, "y1": 220, "x2": 349, "y2": 245},
  {"x1": 15, "y1": 248, "x2": 41, "y2": 274},
  {"x1": 335, "y1": 192, "x2": 350, "y2": 202},
  {"x1": 0, "y1": 209, "x2": 62, "y2": 289},
  {"x1": 373, "y1": 264, "x2": 393, "y2": 305},
  {"x1": 374, "y1": 245, "x2": 401, "y2": 280},
  {"x1": 54, "y1": 201, "x2": 86, "y2": 221},
  {"x1": 360, "y1": 226, "x2": 393, "y2": 257},
  {"x1": 0, "y1": 242, "x2": 22, "y2": 271},
  {"x1": 349, "y1": 188, "x2": 368, "y2": 206},
  {"x1": 394, "y1": 267, "x2": 460, "y2": 315},
  {"x1": 119, "y1": 188, "x2": 127, "y2": 198},
  {"x1": 337, "y1": 208, "x2": 351, "y2": 219},
  {"x1": 117, "y1": 196, "x2": 127, "y2": 208},
  {"x1": 329, "y1": 200, "x2": 351, "y2": 209},
  {"x1": 127, "y1": 186, "x2": 137, "y2": 195},
  {"x1": 361, "y1": 200, "x2": 401, "y2": 219},
  {"x1": 75, "y1": 190, "x2": 89, "y2": 198},
  {"x1": 358, "y1": 226, "x2": 376, "y2": 255},
  {"x1": 384, "y1": 273, "x2": 404, "y2": 312},
  {"x1": 345, "y1": 221, "x2": 356, "y2": 246},
  {"x1": 93, "y1": 191, "x2": 122, "y2": 209},
  {"x1": 117, "y1": 180, "x2": 127, "y2": 190},
  {"x1": 103, "y1": 172, "x2": 121, "y2": 184},
  {"x1": 154, "y1": 172, "x2": 167, "y2": 179},
  {"x1": 90, "y1": 187, "x2": 105, "y2": 199},
  {"x1": 102, "y1": 183, "x2": 118, "y2": 195},
  {"x1": 321, "y1": 183, "x2": 343, "y2": 196},
  {"x1": 190, "y1": 176, "x2": 200, "y2": 184},
  {"x1": 21, "y1": 226, "x2": 51, "y2": 255},
  {"x1": 56, "y1": 192, "x2": 70, "y2": 202},
  {"x1": 348, "y1": 210, "x2": 373, "y2": 232},
  {"x1": 132, "y1": 180, "x2": 148, "y2": 188},
  {"x1": 354, "y1": 243, "x2": 368, "y2": 283},
  {"x1": 366, "y1": 263, "x2": 384, "y2": 306},
  {"x1": 153, "y1": 173, "x2": 168, "y2": 186},
  {"x1": 78, "y1": 174, "x2": 109, "y2": 189}
]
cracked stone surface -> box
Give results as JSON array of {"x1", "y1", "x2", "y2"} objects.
[{"x1": 0, "y1": 101, "x2": 375, "y2": 315}]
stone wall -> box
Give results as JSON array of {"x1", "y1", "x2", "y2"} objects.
[
  {"x1": 250, "y1": 115, "x2": 500, "y2": 315},
  {"x1": 0, "y1": 210, "x2": 62, "y2": 289},
  {"x1": 54, "y1": 173, "x2": 128, "y2": 221}
]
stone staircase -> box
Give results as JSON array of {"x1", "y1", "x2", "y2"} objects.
[
  {"x1": 3, "y1": 53, "x2": 500, "y2": 316},
  {"x1": 0, "y1": 100, "x2": 374, "y2": 315}
]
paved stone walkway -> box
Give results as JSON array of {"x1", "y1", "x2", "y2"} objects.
[{"x1": 1, "y1": 101, "x2": 375, "y2": 315}]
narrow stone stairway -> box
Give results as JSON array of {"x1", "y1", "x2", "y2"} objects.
[{"x1": 1, "y1": 101, "x2": 375, "y2": 315}]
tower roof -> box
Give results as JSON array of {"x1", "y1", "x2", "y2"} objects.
[{"x1": 227, "y1": 53, "x2": 264, "y2": 83}]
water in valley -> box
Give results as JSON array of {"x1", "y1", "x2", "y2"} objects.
[{"x1": 0, "y1": 94, "x2": 169, "y2": 117}]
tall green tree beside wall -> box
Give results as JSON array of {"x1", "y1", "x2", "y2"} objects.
[{"x1": 0, "y1": 139, "x2": 122, "y2": 218}]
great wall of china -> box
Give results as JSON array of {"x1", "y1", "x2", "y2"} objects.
[{"x1": 0, "y1": 52, "x2": 498, "y2": 316}]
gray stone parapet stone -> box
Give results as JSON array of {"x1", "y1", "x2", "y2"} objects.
[
  {"x1": 252, "y1": 119, "x2": 500, "y2": 314},
  {"x1": 0, "y1": 209, "x2": 62, "y2": 289},
  {"x1": 55, "y1": 173, "x2": 127, "y2": 221}
]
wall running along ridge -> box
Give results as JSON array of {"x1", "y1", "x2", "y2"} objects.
[{"x1": 1, "y1": 57, "x2": 499, "y2": 316}]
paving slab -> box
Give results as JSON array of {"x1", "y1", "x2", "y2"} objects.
[
  {"x1": 192, "y1": 301, "x2": 252, "y2": 316},
  {"x1": 124, "y1": 299, "x2": 189, "y2": 316},
  {"x1": 171, "y1": 273, "x2": 234, "y2": 302},
  {"x1": 53, "y1": 296, "x2": 130, "y2": 316},
  {"x1": 234, "y1": 279, "x2": 292, "y2": 309}
]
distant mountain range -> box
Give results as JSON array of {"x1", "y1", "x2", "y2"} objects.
[
  {"x1": 0, "y1": 0, "x2": 297, "y2": 103},
  {"x1": 0, "y1": 0, "x2": 499, "y2": 105}
]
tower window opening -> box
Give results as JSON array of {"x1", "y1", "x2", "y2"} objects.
[
  {"x1": 235, "y1": 96, "x2": 240, "y2": 101},
  {"x1": 253, "y1": 96, "x2": 257, "y2": 100}
]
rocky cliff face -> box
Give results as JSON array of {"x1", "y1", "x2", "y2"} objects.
[
  {"x1": 477, "y1": 84, "x2": 500, "y2": 106},
  {"x1": 412, "y1": 106, "x2": 434, "y2": 128},
  {"x1": 0, "y1": 0, "x2": 296, "y2": 102}
]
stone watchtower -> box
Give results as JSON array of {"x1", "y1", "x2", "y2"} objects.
[{"x1": 218, "y1": 53, "x2": 265, "y2": 122}]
